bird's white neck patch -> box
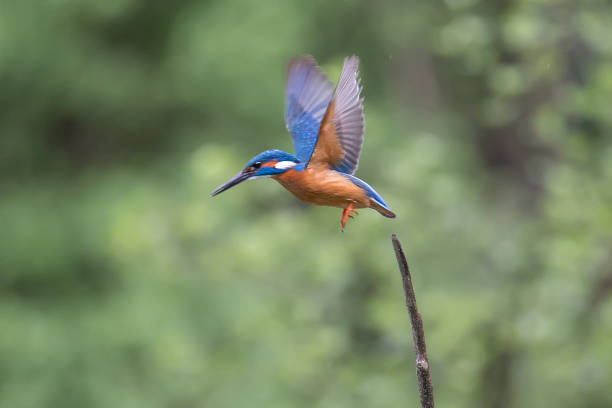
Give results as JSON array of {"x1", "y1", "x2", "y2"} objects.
[{"x1": 274, "y1": 161, "x2": 297, "y2": 170}]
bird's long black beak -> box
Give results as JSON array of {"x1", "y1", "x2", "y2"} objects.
[{"x1": 210, "y1": 171, "x2": 252, "y2": 197}]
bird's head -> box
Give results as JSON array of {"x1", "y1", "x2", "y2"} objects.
[{"x1": 211, "y1": 150, "x2": 300, "y2": 197}]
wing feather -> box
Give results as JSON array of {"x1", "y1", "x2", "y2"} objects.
[
  {"x1": 308, "y1": 56, "x2": 365, "y2": 174},
  {"x1": 332, "y1": 56, "x2": 365, "y2": 174},
  {"x1": 284, "y1": 56, "x2": 334, "y2": 163}
]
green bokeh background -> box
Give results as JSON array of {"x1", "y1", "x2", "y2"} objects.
[{"x1": 2, "y1": 1, "x2": 612, "y2": 407}]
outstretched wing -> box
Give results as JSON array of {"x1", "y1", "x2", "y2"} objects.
[
  {"x1": 285, "y1": 56, "x2": 334, "y2": 163},
  {"x1": 309, "y1": 56, "x2": 365, "y2": 174}
]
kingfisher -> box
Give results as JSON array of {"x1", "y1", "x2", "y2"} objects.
[{"x1": 211, "y1": 56, "x2": 396, "y2": 230}]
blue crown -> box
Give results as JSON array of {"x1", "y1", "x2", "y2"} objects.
[{"x1": 246, "y1": 150, "x2": 299, "y2": 167}]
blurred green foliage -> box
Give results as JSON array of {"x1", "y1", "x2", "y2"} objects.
[{"x1": 1, "y1": 0, "x2": 612, "y2": 407}]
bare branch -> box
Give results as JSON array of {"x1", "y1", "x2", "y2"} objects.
[{"x1": 392, "y1": 234, "x2": 434, "y2": 408}]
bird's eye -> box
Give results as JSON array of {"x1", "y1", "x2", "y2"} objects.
[{"x1": 245, "y1": 162, "x2": 262, "y2": 173}]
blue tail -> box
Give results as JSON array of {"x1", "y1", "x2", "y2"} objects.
[{"x1": 341, "y1": 173, "x2": 396, "y2": 218}]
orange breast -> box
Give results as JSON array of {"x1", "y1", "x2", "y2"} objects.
[{"x1": 274, "y1": 166, "x2": 370, "y2": 209}]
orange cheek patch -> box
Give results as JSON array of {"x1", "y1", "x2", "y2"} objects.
[
  {"x1": 277, "y1": 168, "x2": 298, "y2": 181},
  {"x1": 261, "y1": 160, "x2": 278, "y2": 168}
]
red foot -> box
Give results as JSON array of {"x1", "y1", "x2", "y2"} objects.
[{"x1": 340, "y1": 203, "x2": 359, "y2": 231}]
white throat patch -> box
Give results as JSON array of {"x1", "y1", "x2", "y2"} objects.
[{"x1": 274, "y1": 161, "x2": 297, "y2": 170}]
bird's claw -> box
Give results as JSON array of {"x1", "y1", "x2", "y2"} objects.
[{"x1": 340, "y1": 204, "x2": 359, "y2": 231}]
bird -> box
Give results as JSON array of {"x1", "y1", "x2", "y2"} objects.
[{"x1": 211, "y1": 55, "x2": 395, "y2": 230}]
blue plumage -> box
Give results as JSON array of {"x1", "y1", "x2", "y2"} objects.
[
  {"x1": 285, "y1": 57, "x2": 334, "y2": 164},
  {"x1": 341, "y1": 173, "x2": 393, "y2": 213},
  {"x1": 245, "y1": 150, "x2": 304, "y2": 176},
  {"x1": 285, "y1": 56, "x2": 365, "y2": 176},
  {"x1": 211, "y1": 55, "x2": 395, "y2": 229},
  {"x1": 246, "y1": 150, "x2": 298, "y2": 167},
  {"x1": 285, "y1": 99, "x2": 322, "y2": 163}
]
